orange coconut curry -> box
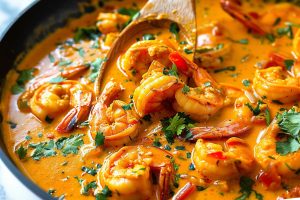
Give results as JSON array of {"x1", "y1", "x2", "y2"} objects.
[{"x1": 2, "y1": 0, "x2": 300, "y2": 199}]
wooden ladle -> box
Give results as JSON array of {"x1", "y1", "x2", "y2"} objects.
[{"x1": 94, "y1": 0, "x2": 196, "y2": 95}]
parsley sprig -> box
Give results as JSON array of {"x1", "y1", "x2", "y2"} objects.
[
  {"x1": 161, "y1": 112, "x2": 195, "y2": 144},
  {"x1": 276, "y1": 108, "x2": 300, "y2": 155}
]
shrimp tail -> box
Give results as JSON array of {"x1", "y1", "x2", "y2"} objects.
[
  {"x1": 56, "y1": 105, "x2": 91, "y2": 133},
  {"x1": 220, "y1": 0, "x2": 267, "y2": 35},
  {"x1": 189, "y1": 121, "x2": 251, "y2": 140}
]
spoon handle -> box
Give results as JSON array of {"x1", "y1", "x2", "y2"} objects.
[{"x1": 138, "y1": 0, "x2": 196, "y2": 44}]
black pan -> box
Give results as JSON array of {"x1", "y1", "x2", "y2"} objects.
[{"x1": 0, "y1": 0, "x2": 100, "y2": 199}]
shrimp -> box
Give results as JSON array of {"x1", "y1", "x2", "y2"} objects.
[
  {"x1": 221, "y1": 0, "x2": 300, "y2": 35},
  {"x1": 133, "y1": 61, "x2": 183, "y2": 117},
  {"x1": 192, "y1": 137, "x2": 255, "y2": 180},
  {"x1": 29, "y1": 80, "x2": 93, "y2": 133},
  {"x1": 189, "y1": 95, "x2": 257, "y2": 140},
  {"x1": 253, "y1": 66, "x2": 300, "y2": 103},
  {"x1": 120, "y1": 40, "x2": 174, "y2": 80},
  {"x1": 98, "y1": 145, "x2": 175, "y2": 200},
  {"x1": 96, "y1": 13, "x2": 130, "y2": 34},
  {"x1": 254, "y1": 121, "x2": 300, "y2": 182},
  {"x1": 18, "y1": 64, "x2": 89, "y2": 112},
  {"x1": 169, "y1": 51, "x2": 225, "y2": 121},
  {"x1": 89, "y1": 80, "x2": 139, "y2": 147},
  {"x1": 195, "y1": 23, "x2": 231, "y2": 68}
]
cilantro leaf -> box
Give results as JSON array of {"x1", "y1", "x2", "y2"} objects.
[
  {"x1": 95, "y1": 185, "x2": 112, "y2": 200},
  {"x1": 161, "y1": 112, "x2": 195, "y2": 144},
  {"x1": 95, "y1": 131, "x2": 105, "y2": 147},
  {"x1": 277, "y1": 108, "x2": 300, "y2": 140},
  {"x1": 117, "y1": 8, "x2": 140, "y2": 28},
  {"x1": 82, "y1": 181, "x2": 97, "y2": 195},
  {"x1": 143, "y1": 33, "x2": 155, "y2": 40},
  {"x1": 245, "y1": 100, "x2": 264, "y2": 116},
  {"x1": 11, "y1": 84, "x2": 25, "y2": 94},
  {"x1": 30, "y1": 140, "x2": 56, "y2": 160},
  {"x1": 49, "y1": 76, "x2": 66, "y2": 83},
  {"x1": 89, "y1": 58, "x2": 106, "y2": 82},
  {"x1": 17, "y1": 68, "x2": 36, "y2": 85},
  {"x1": 235, "y1": 176, "x2": 263, "y2": 200},
  {"x1": 74, "y1": 26, "x2": 101, "y2": 43},
  {"x1": 163, "y1": 64, "x2": 178, "y2": 77},
  {"x1": 276, "y1": 137, "x2": 300, "y2": 155},
  {"x1": 169, "y1": 22, "x2": 180, "y2": 40},
  {"x1": 182, "y1": 85, "x2": 190, "y2": 94},
  {"x1": 81, "y1": 166, "x2": 98, "y2": 176},
  {"x1": 56, "y1": 134, "x2": 84, "y2": 156},
  {"x1": 16, "y1": 145, "x2": 27, "y2": 159}
]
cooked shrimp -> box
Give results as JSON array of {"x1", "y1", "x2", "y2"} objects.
[
  {"x1": 253, "y1": 66, "x2": 300, "y2": 103},
  {"x1": 221, "y1": 0, "x2": 300, "y2": 35},
  {"x1": 18, "y1": 64, "x2": 88, "y2": 112},
  {"x1": 192, "y1": 137, "x2": 255, "y2": 180},
  {"x1": 96, "y1": 13, "x2": 130, "y2": 34},
  {"x1": 195, "y1": 23, "x2": 231, "y2": 68},
  {"x1": 169, "y1": 51, "x2": 225, "y2": 121},
  {"x1": 29, "y1": 80, "x2": 92, "y2": 133},
  {"x1": 98, "y1": 145, "x2": 175, "y2": 200},
  {"x1": 120, "y1": 40, "x2": 174, "y2": 80},
  {"x1": 133, "y1": 62, "x2": 183, "y2": 117},
  {"x1": 89, "y1": 80, "x2": 139, "y2": 146},
  {"x1": 189, "y1": 94, "x2": 260, "y2": 140},
  {"x1": 254, "y1": 121, "x2": 300, "y2": 180}
]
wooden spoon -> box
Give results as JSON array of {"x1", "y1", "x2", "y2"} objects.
[{"x1": 94, "y1": 0, "x2": 196, "y2": 95}]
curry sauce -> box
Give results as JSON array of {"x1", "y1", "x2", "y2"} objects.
[{"x1": 2, "y1": 0, "x2": 300, "y2": 199}]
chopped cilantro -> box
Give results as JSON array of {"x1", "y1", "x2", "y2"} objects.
[
  {"x1": 186, "y1": 152, "x2": 191, "y2": 158},
  {"x1": 204, "y1": 81, "x2": 211, "y2": 87},
  {"x1": 122, "y1": 103, "x2": 133, "y2": 110},
  {"x1": 265, "y1": 109, "x2": 271, "y2": 125},
  {"x1": 30, "y1": 140, "x2": 56, "y2": 160},
  {"x1": 82, "y1": 181, "x2": 97, "y2": 195},
  {"x1": 235, "y1": 176, "x2": 263, "y2": 200},
  {"x1": 11, "y1": 84, "x2": 24, "y2": 94},
  {"x1": 245, "y1": 100, "x2": 264, "y2": 116},
  {"x1": 196, "y1": 186, "x2": 206, "y2": 191},
  {"x1": 238, "y1": 39, "x2": 249, "y2": 44},
  {"x1": 58, "y1": 60, "x2": 72, "y2": 66},
  {"x1": 182, "y1": 85, "x2": 190, "y2": 94},
  {"x1": 142, "y1": 33, "x2": 155, "y2": 40},
  {"x1": 273, "y1": 17, "x2": 281, "y2": 26},
  {"x1": 89, "y1": 58, "x2": 106, "y2": 82},
  {"x1": 78, "y1": 48, "x2": 85, "y2": 57},
  {"x1": 16, "y1": 145, "x2": 27, "y2": 159},
  {"x1": 81, "y1": 166, "x2": 98, "y2": 176},
  {"x1": 7, "y1": 121, "x2": 17, "y2": 129},
  {"x1": 184, "y1": 48, "x2": 193, "y2": 54},
  {"x1": 175, "y1": 146, "x2": 185, "y2": 150},
  {"x1": 117, "y1": 7, "x2": 140, "y2": 27},
  {"x1": 49, "y1": 76, "x2": 66, "y2": 83},
  {"x1": 266, "y1": 33, "x2": 276, "y2": 43},
  {"x1": 56, "y1": 134, "x2": 84, "y2": 156},
  {"x1": 214, "y1": 66, "x2": 236, "y2": 73},
  {"x1": 48, "y1": 54, "x2": 55, "y2": 63},
  {"x1": 276, "y1": 108, "x2": 300, "y2": 155},
  {"x1": 163, "y1": 64, "x2": 178, "y2": 77},
  {"x1": 164, "y1": 144, "x2": 171, "y2": 151},
  {"x1": 242, "y1": 79, "x2": 250, "y2": 87},
  {"x1": 17, "y1": 68, "x2": 36, "y2": 85},
  {"x1": 95, "y1": 131, "x2": 105, "y2": 147},
  {"x1": 277, "y1": 24, "x2": 293, "y2": 39},
  {"x1": 169, "y1": 22, "x2": 180, "y2": 40},
  {"x1": 95, "y1": 185, "x2": 112, "y2": 200},
  {"x1": 284, "y1": 59, "x2": 294, "y2": 70},
  {"x1": 161, "y1": 112, "x2": 194, "y2": 144},
  {"x1": 153, "y1": 138, "x2": 162, "y2": 147},
  {"x1": 189, "y1": 163, "x2": 195, "y2": 170},
  {"x1": 74, "y1": 26, "x2": 101, "y2": 43}
]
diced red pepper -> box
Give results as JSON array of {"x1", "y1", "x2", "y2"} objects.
[
  {"x1": 169, "y1": 52, "x2": 189, "y2": 73},
  {"x1": 207, "y1": 151, "x2": 227, "y2": 160},
  {"x1": 173, "y1": 182, "x2": 196, "y2": 200}
]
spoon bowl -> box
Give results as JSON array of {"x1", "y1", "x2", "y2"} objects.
[{"x1": 94, "y1": 0, "x2": 196, "y2": 95}]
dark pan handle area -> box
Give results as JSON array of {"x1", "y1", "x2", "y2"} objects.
[{"x1": 0, "y1": 0, "x2": 99, "y2": 199}]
